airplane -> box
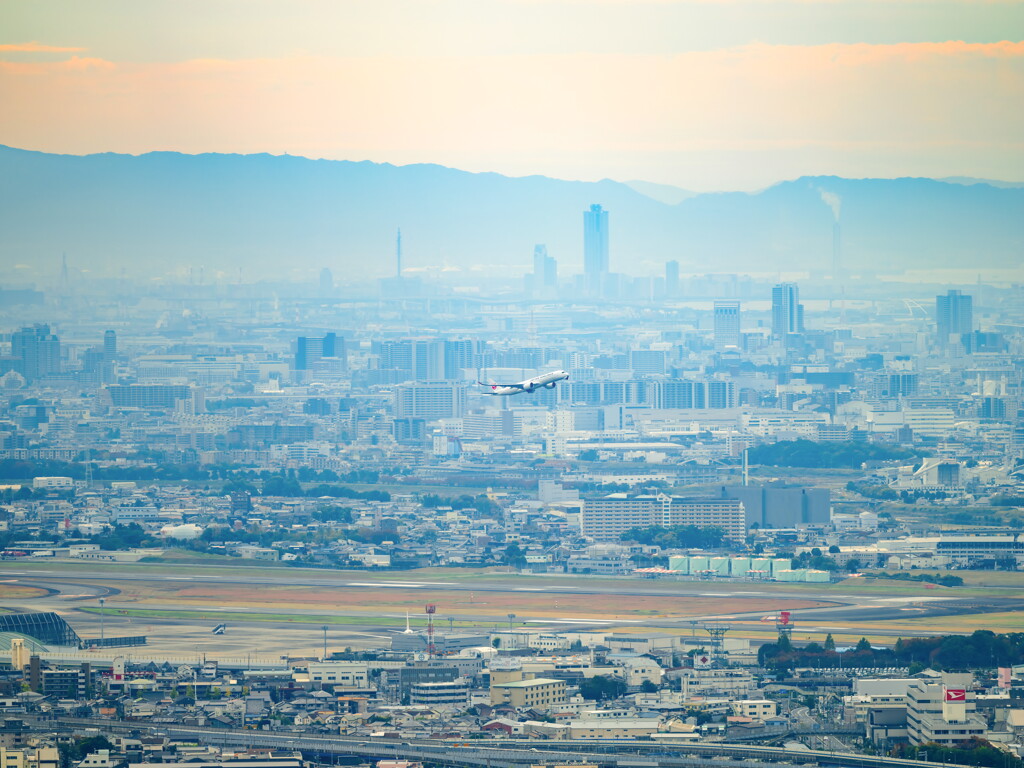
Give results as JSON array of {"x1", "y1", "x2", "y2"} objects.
[{"x1": 477, "y1": 370, "x2": 569, "y2": 396}]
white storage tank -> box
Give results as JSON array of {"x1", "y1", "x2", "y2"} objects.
[
  {"x1": 804, "y1": 569, "x2": 831, "y2": 583},
  {"x1": 730, "y1": 557, "x2": 751, "y2": 577},
  {"x1": 689, "y1": 556, "x2": 710, "y2": 573},
  {"x1": 710, "y1": 557, "x2": 731, "y2": 576},
  {"x1": 669, "y1": 555, "x2": 689, "y2": 574},
  {"x1": 771, "y1": 558, "x2": 794, "y2": 577}
]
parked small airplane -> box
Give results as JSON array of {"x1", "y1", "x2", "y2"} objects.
[{"x1": 477, "y1": 370, "x2": 569, "y2": 396}]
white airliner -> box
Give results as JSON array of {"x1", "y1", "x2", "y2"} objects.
[{"x1": 477, "y1": 370, "x2": 569, "y2": 396}]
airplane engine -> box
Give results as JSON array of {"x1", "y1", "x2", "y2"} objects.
[
  {"x1": 524, "y1": 383, "x2": 535, "y2": 392},
  {"x1": 545, "y1": 381, "x2": 557, "y2": 389}
]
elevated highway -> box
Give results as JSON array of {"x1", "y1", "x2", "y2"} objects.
[{"x1": 43, "y1": 718, "x2": 962, "y2": 768}]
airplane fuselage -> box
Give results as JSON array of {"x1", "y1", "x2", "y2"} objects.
[{"x1": 479, "y1": 369, "x2": 569, "y2": 396}]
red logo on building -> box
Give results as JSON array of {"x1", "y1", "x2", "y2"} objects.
[{"x1": 945, "y1": 689, "x2": 966, "y2": 701}]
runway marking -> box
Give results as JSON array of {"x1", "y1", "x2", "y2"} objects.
[
  {"x1": 514, "y1": 588, "x2": 544, "y2": 591},
  {"x1": 346, "y1": 581, "x2": 448, "y2": 587},
  {"x1": 524, "y1": 618, "x2": 643, "y2": 624},
  {"x1": 874, "y1": 596, "x2": 956, "y2": 603},
  {"x1": 347, "y1": 582, "x2": 423, "y2": 588}
]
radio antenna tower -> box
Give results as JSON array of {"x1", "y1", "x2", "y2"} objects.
[{"x1": 425, "y1": 603, "x2": 436, "y2": 658}]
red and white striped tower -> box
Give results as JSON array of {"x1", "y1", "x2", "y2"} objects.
[{"x1": 425, "y1": 603, "x2": 437, "y2": 658}]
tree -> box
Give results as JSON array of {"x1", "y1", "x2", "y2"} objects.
[
  {"x1": 824, "y1": 634, "x2": 836, "y2": 651},
  {"x1": 502, "y1": 544, "x2": 527, "y2": 569},
  {"x1": 828, "y1": 545, "x2": 840, "y2": 554},
  {"x1": 640, "y1": 680, "x2": 659, "y2": 693},
  {"x1": 855, "y1": 637, "x2": 872, "y2": 652},
  {"x1": 579, "y1": 675, "x2": 627, "y2": 701}
]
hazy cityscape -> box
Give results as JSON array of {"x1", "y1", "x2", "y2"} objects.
[{"x1": 2, "y1": 3, "x2": 1024, "y2": 768}]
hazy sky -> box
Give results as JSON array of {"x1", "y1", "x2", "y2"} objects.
[{"x1": 1, "y1": 0, "x2": 1022, "y2": 190}]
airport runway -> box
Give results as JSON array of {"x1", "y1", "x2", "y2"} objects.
[{"x1": 1, "y1": 562, "x2": 1011, "y2": 655}]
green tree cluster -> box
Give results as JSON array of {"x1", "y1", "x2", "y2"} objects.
[
  {"x1": 759, "y1": 629, "x2": 1020, "y2": 672},
  {"x1": 748, "y1": 440, "x2": 918, "y2": 468},
  {"x1": 620, "y1": 524, "x2": 725, "y2": 549}
]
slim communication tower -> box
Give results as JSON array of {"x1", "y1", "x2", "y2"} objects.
[
  {"x1": 704, "y1": 623, "x2": 730, "y2": 655},
  {"x1": 425, "y1": 603, "x2": 436, "y2": 658}
]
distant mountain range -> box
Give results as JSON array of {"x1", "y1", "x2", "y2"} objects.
[{"x1": 1, "y1": 145, "x2": 1021, "y2": 281}]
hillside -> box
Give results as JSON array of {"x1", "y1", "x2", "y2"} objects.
[{"x1": 0, "y1": 146, "x2": 1021, "y2": 281}]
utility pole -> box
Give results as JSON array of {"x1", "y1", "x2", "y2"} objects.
[{"x1": 321, "y1": 625, "x2": 328, "y2": 661}]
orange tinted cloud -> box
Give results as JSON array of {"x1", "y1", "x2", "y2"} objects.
[
  {"x1": 0, "y1": 41, "x2": 85, "y2": 53},
  {"x1": 0, "y1": 40, "x2": 1021, "y2": 188}
]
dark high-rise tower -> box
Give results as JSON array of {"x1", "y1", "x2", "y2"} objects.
[
  {"x1": 713, "y1": 301, "x2": 741, "y2": 351},
  {"x1": 294, "y1": 333, "x2": 346, "y2": 379},
  {"x1": 11, "y1": 324, "x2": 60, "y2": 381},
  {"x1": 771, "y1": 282, "x2": 804, "y2": 339},
  {"x1": 103, "y1": 330, "x2": 117, "y2": 362},
  {"x1": 935, "y1": 289, "x2": 973, "y2": 345},
  {"x1": 583, "y1": 204, "x2": 609, "y2": 295}
]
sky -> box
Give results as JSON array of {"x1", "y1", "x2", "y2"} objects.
[{"x1": 1, "y1": 0, "x2": 1023, "y2": 191}]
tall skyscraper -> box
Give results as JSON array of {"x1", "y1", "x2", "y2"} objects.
[
  {"x1": 395, "y1": 228, "x2": 403, "y2": 278},
  {"x1": 936, "y1": 290, "x2": 973, "y2": 345},
  {"x1": 318, "y1": 268, "x2": 334, "y2": 295},
  {"x1": 583, "y1": 204, "x2": 609, "y2": 295},
  {"x1": 713, "y1": 301, "x2": 741, "y2": 351},
  {"x1": 103, "y1": 330, "x2": 117, "y2": 362},
  {"x1": 295, "y1": 332, "x2": 347, "y2": 380},
  {"x1": 11, "y1": 324, "x2": 60, "y2": 381},
  {"x1": 379, "y1": 339, "x2": 445, "y2": 380},
  {"x1": 532, "y1": 245, "x2": 557, "y2": 292},
  {"x1": 771, "y1": 283, "x2": 804, "y2": 339},
  {"x1": 665, "y1": 260, "x2": 680, "y2": 296},
  {"x1": 444, "y1": 339, "x2": 485, "y2": 379}
]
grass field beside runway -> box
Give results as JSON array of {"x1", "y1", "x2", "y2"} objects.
[
  {"x1": 0, "y1": 585, "x2": 49, "y2": 599},
  {"x1": 66, "y1": 578, "x2": 832, "y2": 621},
  {"x1": 78, "y1": 606, "x2": 424, "y2": 626}
]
